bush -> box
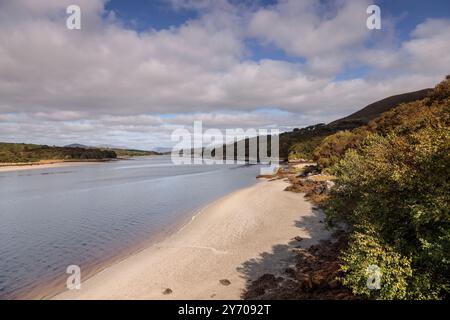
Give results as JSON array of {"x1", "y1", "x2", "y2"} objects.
[
  {"x1": 326, "y1": 125, "x2": 450, "y2": 299},
  {"x1": 340, "y1": 228, "x2": 413, "y2": 299},
  {"x1": 287, "y1": 136, "x2": 325, "y2": 160},
  {"x1": 313, "y1": 129, "x2": 367, "y2": 170}
]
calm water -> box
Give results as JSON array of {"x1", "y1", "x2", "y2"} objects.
[{"x1": 0, "y1": 156, "x2": 260, "y2": 299}]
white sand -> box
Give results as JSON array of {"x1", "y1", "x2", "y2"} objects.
[
  {"x1": 53, "y1": 179, "x2": 330, "y2": 300},
  {"x1": 0, "y1": 161, "x2": 102, "y2": 172}
]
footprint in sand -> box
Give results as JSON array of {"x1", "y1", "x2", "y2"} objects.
[
  {"x1": 219, "y1": 279, "x2": 231, "y2": 286},
  {"x1": 162, "y1": 288, "x2": 173, "y2": 295}
]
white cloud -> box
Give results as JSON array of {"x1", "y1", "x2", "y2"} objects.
[
  {"x1": 248, "y1": 0, "x2": 370, "y2": 74},
  {"x1": 0, "y1": 0, "x2": 448, "y2": 148},
  {"x1": 359, "y1": 19, "x2": 450, "y2": 75}
]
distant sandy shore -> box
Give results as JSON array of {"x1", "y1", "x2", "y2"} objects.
[
  {"x1": 0, "y1": 160, "x2": 108, "y2": 172},
  {"x1": 53, "y1": 179, "x2": 330, "y2": 300}
]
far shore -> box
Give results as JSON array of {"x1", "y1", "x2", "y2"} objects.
[
  {"x1": 52, "y1": 178, "x2": 331, "y2": 300},
  {"x1": 0, "y1": 156, "x2": 166, "y2": 172},
  {"x1": 0, "y1": 159, "x2": 114, "y2": 172}
]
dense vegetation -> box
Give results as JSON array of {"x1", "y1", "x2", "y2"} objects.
[
  {"x1": 281, "y1": 124, "x2": 333, "y2": 160},
  {"x1": 281, "y1": 89, "x2": 431, "y2": 161},
  {"x1": 323, "y1": 78, "x2": 450, "y2": 299},
  {"x1": 313, "y1": 128, "x2": 368, "y2": 169},
  {"x1": 327, "y1": 88, "x2": 432, "y2": 127},
  {"x1": 0, "y1": 143, "x2": 117, "y2": 163},
  {"x1": 64, "y1": 144, "x2": 160, "y2": 158},
  {"x1": 108, "y1": 148, "x2": 160, "y2": 158}
]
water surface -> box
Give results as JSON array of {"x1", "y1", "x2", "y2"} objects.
[{"x1": 0, "y1": 156, "x2": 260, "y2": 299}]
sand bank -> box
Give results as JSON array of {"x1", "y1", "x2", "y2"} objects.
[
  {"x1": 53, "y1": 179, "x2": 330, "y2": 300},
  {"x1": 0, "y1": 160, "x2": 106, "y2": 172}
]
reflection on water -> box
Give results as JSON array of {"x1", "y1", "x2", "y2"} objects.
[{"x1": 0, "y1": 156, "x2": 260, "y2": 299}]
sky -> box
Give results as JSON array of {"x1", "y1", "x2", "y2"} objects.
[{"x1": 0, "y1": 0, "x2": 449, "y2": 150}]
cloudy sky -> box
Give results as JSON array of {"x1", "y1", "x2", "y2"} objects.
[{"x1": 0, "y1": 0, "x2": 449, "y2": 150}]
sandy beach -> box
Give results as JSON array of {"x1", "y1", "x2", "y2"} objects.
[
  {"x1": 0, "y1": 160, "x2": 107, "y2": 172},
  {"x1": 53, "y1": 178, "x2": 330, "y2": 300}
]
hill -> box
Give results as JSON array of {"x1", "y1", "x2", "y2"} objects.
[
  {"x1": 328, "y1": 88, "x2": 432, "y2": 128},
  {"x1": 64, "y1": 143, "x2": 91, "y2": 149},
  {"x1": 280, "y1": 88, "x2": 433, "y2": 160},
  {"x1": 208, "y1": 87, "x2": 433, "y2": 162},
  {"x1": 0, "y1": 143, "x2": 117, "y2": 163},
  {"x1": 65, "y1": 143, "x2": 161, "y2": 158},
  {"x1": 322, "y1": 77, "x2": 450, "y2": 299},
  {"x1": 109, "y1": 148, "x2": 161, "y2": 158}
]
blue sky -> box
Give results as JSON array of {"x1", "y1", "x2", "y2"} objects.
[
  {"x1": 0, "y1": 0, "x2": 449, "y2": 149},
  {"x1": 105, "y1": 0, "x2": 200, "y2": 31},
  {"x1": 377, "y1": 0, "x2": 450, "y2": 39},
  {"x1": 104, "y1": 0, "x2": 450, "y2": 81},
  {"x1": 105, "y1": 0, "x2": 450, "y2": 40}
]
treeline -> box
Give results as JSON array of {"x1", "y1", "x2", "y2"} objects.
[
  {"x1": 318, "y1": 78, "x2": 450, "y2": 299},
  {"x1": 111, "y1": 148, "x2": 160, "y2": 158},
  {"x1": 0, "y1": 143, "x2": 117, "y2": 163}
]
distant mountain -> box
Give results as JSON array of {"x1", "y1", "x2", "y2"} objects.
[
  {"x1": 153, "y1": 147, "x2": 173, "y2": 154},
  {"x1": 64, "y1": 143, "x2": 91, "y2": 148},
  {"x1": 95, "y1": 144, "x2": 128, "y2": 150}
]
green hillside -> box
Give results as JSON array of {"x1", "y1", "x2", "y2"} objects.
[
  {"x1": 0, "y1": 143, "x2": 117, "y2": 163},
  {"x1": 208, "y1": 87, "x2": 433, "y2": 162},
  {"x1": 282, "y1": 88, "x2": 432, "y2": 161},
  {"x1": 110, "y1": 148, "x2": 161, "y2": 158},
  {"x1": 328, "y1": 88, "x2": 432, "y2": 128}
]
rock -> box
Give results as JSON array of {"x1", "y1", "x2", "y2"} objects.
[
  {"x1": 335, "y1": 292, "x2": 350, "y2": 300},
  {"x1": 219, "y1": 279, "x2": 231, "y2": 286},
  {"x1": 162, "y1": 288, "x2": 173, "y2": 295},
  {"x1": 242, "y1": 274, "x2": 283, "y2": 299},
  {"x1": 302, "y1": 278, "x2": 313, "y2": 290},
  {"x1": 259, "y1": 274, "x2": 276, "y2": 282},
  {"x1": 285, "y1": 267, "x2": 296, "y2": 277},
  {"x1": 293, "y1": 236, "x2": 303, "y2": 242},
  {"x1": 311, "y1": 273, "x2": 326, "y2": 288},
  {"x1": 324, "y1": 180, "x2": 335, "y2": 193},
  {"x1": 313, "y1": 183, "x2": 326, "y2": 194},
  {"x1": 328, "y1": 279, "x2": 340, "y2": 289},
  {"x1": 243, "y1": 231, "x2": 355, "y2": 300}
]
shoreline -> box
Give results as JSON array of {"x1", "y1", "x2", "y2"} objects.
[
  {"x1": 20, "y1": 179, "x2": 257, "y2": 300},
  {"x1": 21, "y1": 202, "x2": 202, "y2": 300},
  {"x1": 0, "y1": 156, "x2": 163, "y2": 173},
  {"x1": 0, "y1": 159, "x2": 114, "y2": 172},
  {"x1": 52, "y1": 178, "x2": 331, "y2": 300}
]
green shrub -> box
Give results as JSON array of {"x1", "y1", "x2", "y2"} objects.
[
  {"x1": 287, "y1": 136, "x2": 325, "y2": 160},
  {"x1": 326, "y1": 123, "x2": 450, "y2": 299},
  {"x1": 340, "y1": 228, "x2": 413, "y2": 299},
  {"x1": 313, "y1": 129, "x2": 367, "y2": 170}
]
